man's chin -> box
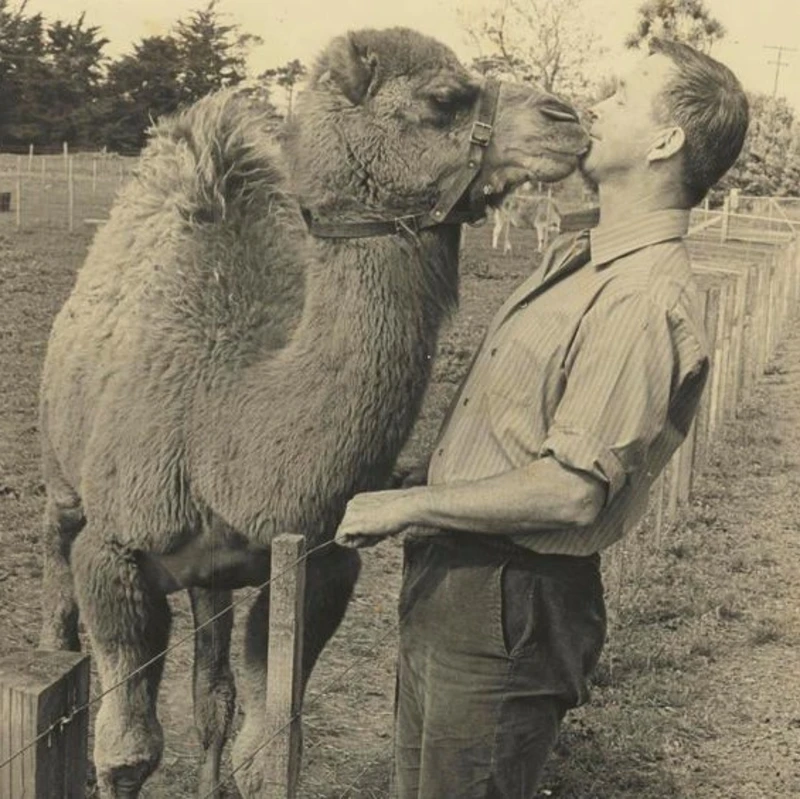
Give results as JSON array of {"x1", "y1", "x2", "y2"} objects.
[{"x1": 578, "y1": 153, "x2": 597, "y2": 182}]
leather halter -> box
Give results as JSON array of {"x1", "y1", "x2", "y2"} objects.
[{"x1": 301, "y1": 78, "x2": 502, "y2": 242}]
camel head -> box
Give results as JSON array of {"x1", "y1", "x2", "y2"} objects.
[{"x1": 284, "y1": 27, "x2": 589, "y2": 223}]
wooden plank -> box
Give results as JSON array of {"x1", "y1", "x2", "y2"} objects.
[
  {"x1": 263, "y1": 534, "x2": 307, "y2": 799},
  {"x1": 694, "y1": 286, "x2": 720, "y2": 472},
  {"x1": 0, "y1": 650, "x2": 90, "y2": 799},
  {"x1": 678, "y1": 416, "x2": 698, "y2": 503}
]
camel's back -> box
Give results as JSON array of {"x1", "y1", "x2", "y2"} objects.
[{"x1": 41, "y1": 91, "x2": 310, "y2": 517}]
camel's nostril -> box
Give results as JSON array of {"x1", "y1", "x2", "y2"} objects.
[{"x1": 540, "y1": 98, "x2": 580, "y2": 123}]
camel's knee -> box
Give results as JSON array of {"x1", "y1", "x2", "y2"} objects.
[{"x1": 71, "y1": 534, "x2": 169, "y2": 648}]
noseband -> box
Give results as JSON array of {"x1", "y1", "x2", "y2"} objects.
[{"x1": 301, "y1": 79, "x2": 502, "y2": 242}]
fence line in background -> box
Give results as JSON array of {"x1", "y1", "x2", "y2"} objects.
[
  {"x1": 0, "y1": 151, "x2": 139, "y2": 231},
  {"x1": 605, "y1": 199, "x2": 800, "y2": 637}
]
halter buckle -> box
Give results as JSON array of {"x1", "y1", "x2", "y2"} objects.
[
  {"x1": 394, "y1": 214, "x2": 421, "y2": 241},
  {"x1": 470, "y1": 120, "x2": 493, "y2": 147}
]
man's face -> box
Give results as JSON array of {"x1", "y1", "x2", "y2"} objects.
[{"x1": 581, "y1": 53, "x2": 677, "y2": 182}]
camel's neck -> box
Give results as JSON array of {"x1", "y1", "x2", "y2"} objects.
[
  {"x1": 276, "y1": 232, "x2": 459, "y2": 471},
  {"x1": 214, "y1": 227, "x2": 461, "y2": 540}
]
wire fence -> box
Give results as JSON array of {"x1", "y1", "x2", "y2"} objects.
[
  {"x1": 0, "y1": 531, "x2": 398, "y2": 798},
  {"x1": 0, "y1": 150, "x2": 138, "y2": 231}
]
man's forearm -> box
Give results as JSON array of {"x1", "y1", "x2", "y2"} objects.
[{"x1": 408, "y1": 457, "x2": 606, "y2": 536}]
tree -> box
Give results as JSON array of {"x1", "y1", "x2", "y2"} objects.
[
  {"x1": 260, "y1": 59, "x2": 306, "y2": 119},
  {"x1": 461, "y1": 0, "x2": 601, "y2": 99},
  {"x1": 0, "y1": 1, "x2": 47, "y2": 144},
  {"x1": 97, "y1": 1, "x2": 264, "y2": 150},
  {"x1": 718, "y1": 93, "x2": 800, "y2": 198},
  {"x1": 0, "y1": 3, "x2": 108, "y2": 146},
  {"x1": 173, "y1": 0, "x2": 262, "y2": 105},
  {"x1": 625, "y1": 0, "x2": 725, "y2": 52},
  {"x1": 38, "y1": 14, "x2": 109, "y2": 145},
  {"x1": 99, "y1": 36, "x2": 184, "y2": 150}
]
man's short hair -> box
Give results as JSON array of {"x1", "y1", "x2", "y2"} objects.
[{"x1": 649, "y1": 37, "x2": 749, "y2": 205}]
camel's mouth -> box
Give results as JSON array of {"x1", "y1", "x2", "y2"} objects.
[{"x1": 477, "y1": 150, "x2": 582, "y2": 209}]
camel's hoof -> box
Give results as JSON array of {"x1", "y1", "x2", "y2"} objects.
[{"x1": 98, "y1": 762, "x2": 153, "y2": 799}]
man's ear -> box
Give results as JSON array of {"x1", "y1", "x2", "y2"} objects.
[
  {"x1": 647, "y1": 126, "x2": 686, "y2": 163},
  {"x1": 319, "y1": 32, "x2": 379, "y2": 105}
]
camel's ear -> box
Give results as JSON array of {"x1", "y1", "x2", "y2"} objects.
[{"x1": 323, "y1": 32, "x2": 379, "y2": 105}]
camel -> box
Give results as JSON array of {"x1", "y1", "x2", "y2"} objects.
[
  {"x1": 37, "y1": 27, "x2": 588, "y2": 798},
  {"x1": 492, "y1": 182, "x2": 562, "y2": 253}
]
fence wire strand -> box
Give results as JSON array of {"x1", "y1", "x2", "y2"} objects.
[
  {"x1": 0, "y1": 537, "x2": 336, "y2": 773},
  {"x1": 200, "y1": 616, "x2": 400, "y2": 799}
]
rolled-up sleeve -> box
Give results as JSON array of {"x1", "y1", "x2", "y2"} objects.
[{"x1": 539, "y1": 291, "x2": 677, "y2": 503}]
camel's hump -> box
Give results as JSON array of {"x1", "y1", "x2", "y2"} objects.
[{"x1": 66, "y1": 91, "x2": 310, "y2": 366}]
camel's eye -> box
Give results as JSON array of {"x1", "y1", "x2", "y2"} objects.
[{"x1": 424, "y1": 84, "x2": 479, "y2": 122}]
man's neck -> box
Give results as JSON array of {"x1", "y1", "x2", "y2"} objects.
[{"x1": 597, "y1": 175, "x2": 687, "y2": 227}]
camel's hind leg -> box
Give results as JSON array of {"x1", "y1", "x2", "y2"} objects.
[
  {"x1": 188, "y1": 587, "x2": 236, "y2": 799},
  {"x1": 71, "y1": 529, "x2": 171, "y2": 798},
  {"x1": 39, "y1": 490, "x2": 85, "y2": 651},
  {"x1": 232, "y1": 546, "x2": 361, "y2": 798}
]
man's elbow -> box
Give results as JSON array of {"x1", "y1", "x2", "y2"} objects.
[{"x1": 568, "y1": 477, "x2": 606, "y2": 527}]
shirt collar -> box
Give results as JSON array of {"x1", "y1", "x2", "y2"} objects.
[{"x1": 589, "y1": 209, "x2": 690, "y2": 267}]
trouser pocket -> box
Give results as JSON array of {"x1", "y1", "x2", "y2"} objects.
[{"x1": 500, "y1": 560, "x2": 538, "y2": 657}]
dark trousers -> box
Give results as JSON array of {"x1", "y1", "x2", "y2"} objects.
[{"x1": 394, "y1": 535, "x2": 606, "y2": 799}]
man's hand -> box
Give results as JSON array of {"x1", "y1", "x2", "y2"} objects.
[{"x1": 335, "y1": 487, "x2": 427, "y2": 549}]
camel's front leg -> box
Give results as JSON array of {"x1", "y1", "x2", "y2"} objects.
[
  {"x1": 188, "y1": 587, "x2": 236, "y2": 799},
  {"x1": 71, "y1": 529, "x2": 171, "y2": 798},
  {"x1": 232, "y1": 545, "x2": 360, "y2": 798},
  {"x1": 39, "y1": 492, "x2": 84, "y2": 651}
]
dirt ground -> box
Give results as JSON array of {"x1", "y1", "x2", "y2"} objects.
[{"x1": 1, "y1": 222, "x2": 799, "y2": 798}]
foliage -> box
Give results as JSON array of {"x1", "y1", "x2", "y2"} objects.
[
  {"x1": 173, "y1": 0, "x2": 262, "y2": 104},
  {"x1": 98, "y1": 36, "x2": 184, "y2": 151},
  {"x1": 625, "y1": 0, "x2": 725, "y2": 52},
  {"x1": 461, "y1": 0, "x2": 601, "y2": 100},
  {"x1": 0, "y1": 0, "x2": 265, "y2": 151},
  {"x1": 260, "y1": 59, "x2": 307, "y2": 119},
  {"x1": 0, "y1": 2, "x2": 108, "y2": 146},
  {"x1": 718, "y1": 93, "x2": 800, "y2": 198}
]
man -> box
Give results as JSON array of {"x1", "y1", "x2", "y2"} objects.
[{"x1": 335, "y1": 38, "x2": 748, "y2": 798}]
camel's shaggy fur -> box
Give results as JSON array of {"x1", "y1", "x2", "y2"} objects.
[{"x1": 37, "y1": 27, "x2": 587, "y2": 798}]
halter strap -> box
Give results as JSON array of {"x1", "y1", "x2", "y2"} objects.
[{"x1": 301, "y1": 78, "x2": 502, "y2": 243}]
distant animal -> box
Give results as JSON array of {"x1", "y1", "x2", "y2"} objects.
[
  {"x1": 37, "y1": 26, "x2": 587, "y2": 799},
  {"x1": 492, "y1": 186, "x2": 562, "y2": 253}
]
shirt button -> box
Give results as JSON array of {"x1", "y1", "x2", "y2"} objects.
[
  {"x1": 462, "y1": 397, "x2": 469, "y2": 406},
  {"x1": 490, "y1": 347, "x2": 498, "y2": 356},
  {"x1": 518, "y1": 300, "x2": 528, "y2": 309},
  {"x1": 438, "y1": 448, "x2": 444, "y2": 456}
]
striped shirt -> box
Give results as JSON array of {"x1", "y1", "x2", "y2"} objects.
[{"x1": 426, "y1": 209, "x2": 709, "y2": 556}]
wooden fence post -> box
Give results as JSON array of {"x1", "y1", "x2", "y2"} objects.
[
  {"x1": 694, "y1": 285, "x2": 721, "y2": 473},
  {"x1": 68, "y1": 156, "x2": 75, "y2": 233},
  {"x1": 720, "y1": 195, "x2": 730, "y2": 243},
  {"x1": 0, "y1": 650, "x2": 90, "y2": 799},
  {"x1": 738, "y1": 265, "x2": 757, "y2": 405},
  {"x1": 263, "y1": 534, "x2": 306, "y2": 799},
  {"x1": 15, "y1": 156, "x2": 21, "y2": 230}
]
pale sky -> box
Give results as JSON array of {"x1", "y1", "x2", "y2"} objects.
[{"x1": 21, "y1": 0, "x2": 800, "y2": 110}]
